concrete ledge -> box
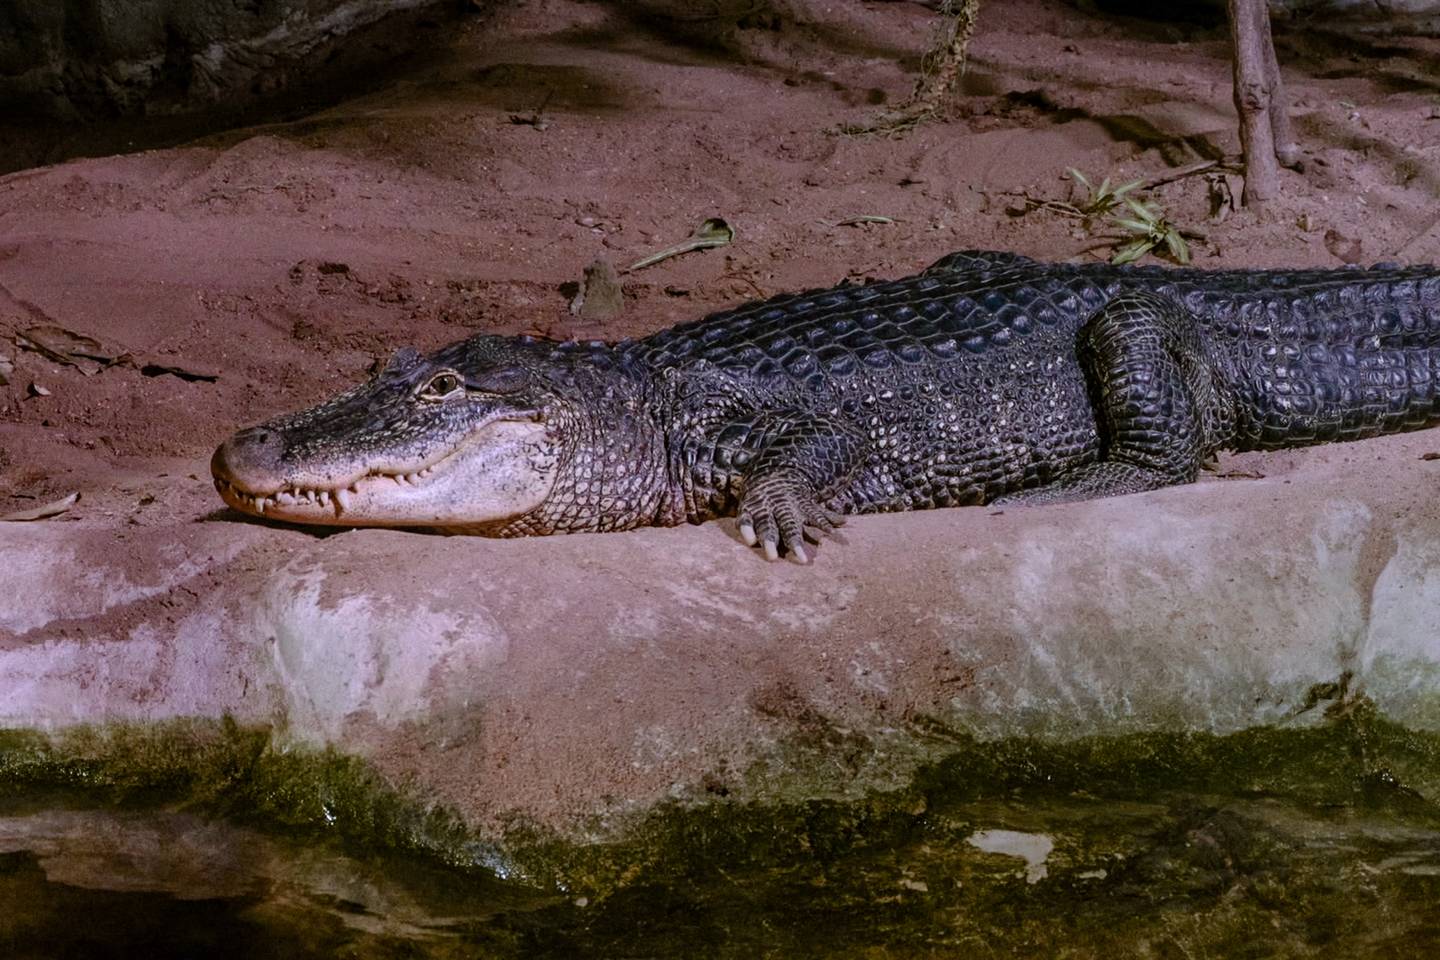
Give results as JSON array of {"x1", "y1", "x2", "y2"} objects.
[{"x1": 4, "y1": 431, "x2": 1440, "y2": 834}]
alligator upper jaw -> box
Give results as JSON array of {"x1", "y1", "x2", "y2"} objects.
[{"x1": 211, "y1": 418, "x2": 558, "y2": 528}]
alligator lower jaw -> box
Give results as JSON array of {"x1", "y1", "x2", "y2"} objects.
[{"x1": 214, "y1": 466, "x2": 438, "y2": 520}]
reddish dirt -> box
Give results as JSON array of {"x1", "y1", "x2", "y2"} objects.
[{"x1": 1, "y1": 0, "x2": 1438, "y2": 521}]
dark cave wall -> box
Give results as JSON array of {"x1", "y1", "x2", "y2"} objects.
[
  {"x1": 0, "y1": 0, "x2": 461, "y2": 120},
  {"x1": 1088, "y1": 0, "x2": 1440, "y2": 17}
]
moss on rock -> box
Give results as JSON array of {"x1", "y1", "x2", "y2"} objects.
[{"x1": 3, "y1": 704, "x2": 1440, "y2": 956}]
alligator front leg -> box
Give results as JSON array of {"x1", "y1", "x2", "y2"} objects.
[
  {"x1": 691, "y1": 412, "x2": 861, "y2": 563},
  {"x1": 1000, "y1": 291, "x2": 1235, "y2": 506}
]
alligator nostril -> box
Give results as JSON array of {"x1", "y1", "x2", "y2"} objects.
[
  {"x1": 212, "y1": 425, "x2": 285, "y2": 483},
  {"x1": 235, "y1": 426, "x2": 280, "y2": 454}
]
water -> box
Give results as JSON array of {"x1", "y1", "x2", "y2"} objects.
[
  {"x1": 0, "y1": 800, "x2": 542, "y2": 959},
  {"x1": 4, "y1": 712, "x2": 1440, "y2": 957},
  {"x1": 5, "y1": 791, "x2": 1440, "y2": 958}
]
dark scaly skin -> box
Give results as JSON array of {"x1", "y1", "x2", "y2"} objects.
[{"x1": 212, "y1": 250, "x2": 1440, "y2": 562}]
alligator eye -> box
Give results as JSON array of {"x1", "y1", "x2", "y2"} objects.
[{"x1": 418, "y1": 372, "x2": 463, "y2": 400}]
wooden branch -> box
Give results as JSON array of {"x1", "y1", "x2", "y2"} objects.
[
  {"x1": 1227, "y1": 0, "x2": 1280, "y2": 208},
  {"x1": 1258, "y1": 8, "x2": 1302, "y2": 170}
]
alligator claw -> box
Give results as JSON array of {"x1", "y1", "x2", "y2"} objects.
[{"x1": 736, "y1": 471, "x2": 839, "y2": 563}]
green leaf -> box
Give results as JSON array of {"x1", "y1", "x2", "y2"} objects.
[
  {"x1": 1165, "y1": 229, "x2": 1190, "y2": 264},
  {"x1": 1112, "y1": 239, "x2": 1154, "y2": 264},
  {"x1": 1124, "y1": 197, "x2": 1160, "y2": 222},
  {"x1": 1067, "y1": 168, "x2": 1092, "y2": 190},
  {"x1": 1115, "y1": 218, "x2": 1156, "y2": 235},
  {"x1": 1111, "y1": 178, "x2": 1144, "y2": 198}
]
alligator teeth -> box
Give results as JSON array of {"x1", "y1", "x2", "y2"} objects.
[{"x1": 218, "y1": 470, "x2": 429, "y2": 517}]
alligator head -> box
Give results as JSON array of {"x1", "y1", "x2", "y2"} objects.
[{"x1": 211, "y1": 335, "x2": 663, "y2": 535}]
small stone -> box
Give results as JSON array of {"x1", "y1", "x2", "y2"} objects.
[{"x1": 28, "y1": 382, "x2": 50, "y2": 397}]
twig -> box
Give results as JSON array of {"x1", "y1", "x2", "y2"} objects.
[
  {"x1": 1138, "y1": 159, "x2": 1237, "y2": 191},
  {"x1": 999, "y1": 192, "x2": 1087, "y2": 219},
  {"x1": 904, "y1": 0, "x2": 981, "y2": 117},
  {"x1": 825, "y1": 215, "x2": 898, "y2": 227},
  {"x1": 836, "y1": 0, "x2": 980, "y2": 136}
]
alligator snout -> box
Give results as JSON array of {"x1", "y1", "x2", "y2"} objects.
[{"x1": 211, "y1": 425, "x2": 285, "y2": 492}]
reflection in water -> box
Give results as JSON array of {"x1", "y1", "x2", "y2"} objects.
[
  {"x1": 4, "y1": 793, "x2": 1440, "y2": 959},
  {"x1": 0, "y1": 807, "x2": 537, "y2": 959}
]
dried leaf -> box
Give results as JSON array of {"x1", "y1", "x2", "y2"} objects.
[
  {"x1": 1324, "y1": 228, "x2": 1364, "y2": 265},
  {"x1": 138, "y1": 362, "x2": 218, "y2": 383},
  {"x1": 569, "y1": 259, "x2": 623, "y2": 321},
  {"x1": 624, "y1": 217, "x2": 735, "y2": 273},
  {"x1": 13, "y1": 325, "x2": 119, "y2": 375},
  {"x1": 1, "y1": 491, "x2": 79, "y2": 521}
]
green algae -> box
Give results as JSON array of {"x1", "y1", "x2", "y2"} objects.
[
  {"x1": 0, "y1": 719, "x2": 505, "y2": 876},
  {"x1": 3, "y1": 705, "x2": 1440, "y2": 957}
]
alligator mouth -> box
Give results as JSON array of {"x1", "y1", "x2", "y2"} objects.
[
  {"x1": 212, "y1": 415, "x2": 555, "y2": 527},
  {"x1": 213, "y1": 464, "x2": 440, "y2": 519}
]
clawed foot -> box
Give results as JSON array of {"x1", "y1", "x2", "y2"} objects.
[{"x1": 736, "y1": 472, "x2": 846, "y2": 563}]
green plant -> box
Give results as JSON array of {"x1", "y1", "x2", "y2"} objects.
[
  {"x1": 1066, "y1": 168, "x2": 1142, "y2": 221},
  {"x1": 1111, "y1": 197, "x2": 1190, "y2": 265}
]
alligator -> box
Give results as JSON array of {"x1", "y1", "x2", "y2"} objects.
[{"x1": 212, "y1": 250, "x2": 1440, "y2": 562}]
